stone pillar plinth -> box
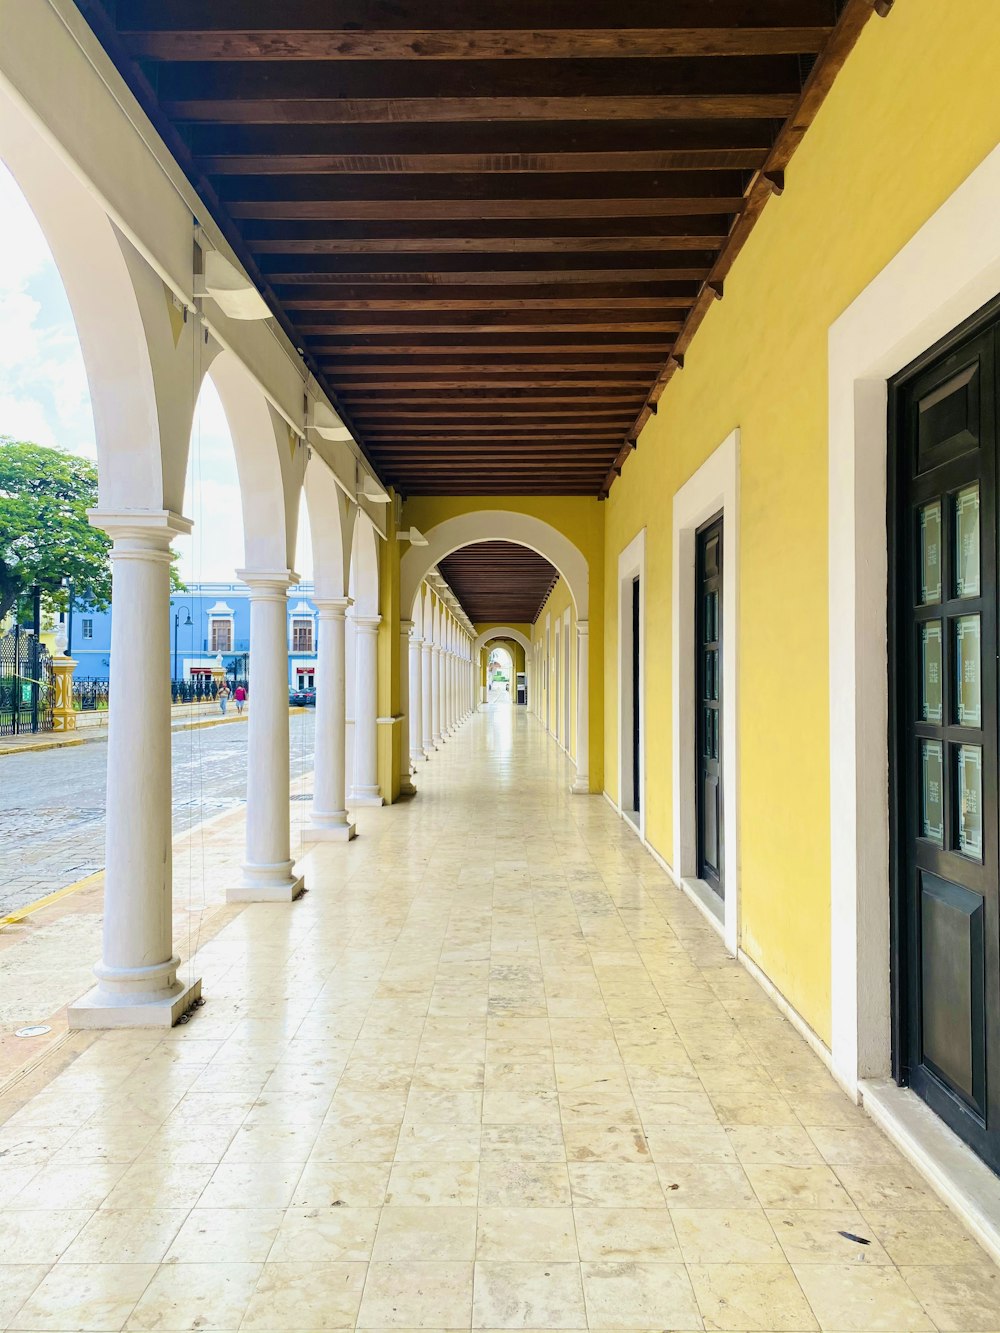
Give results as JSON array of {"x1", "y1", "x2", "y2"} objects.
[
  {"x1": 230, "y1": 570, "x2": 304, "y2": 901},
  {"x1": 51, "y1": 655, "x2": 77, "y2": 732},
  {"x1": 351, "y1": 615, "x2": 383, "y2": 805},
  {"x1": 69, "y1": 510, "x2": 200, "y2": 1029},
  {"x1": 304, "y1": 597, "x2": 355, "y2": 842}
]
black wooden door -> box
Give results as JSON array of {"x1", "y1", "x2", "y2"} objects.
[
  {"x1": 632, "y1": 576, "x2": 640, "y2": 813},
  {"x1": 891, "y1": 309, "x2": 1000, "y2": 1169},
  {"x1": 697, "y1": 517, "x2": 724, "y2": 896}
]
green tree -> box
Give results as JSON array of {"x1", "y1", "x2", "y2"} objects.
[{"x1": 0, "y1": 437, "x2": 183, "y2": 625}]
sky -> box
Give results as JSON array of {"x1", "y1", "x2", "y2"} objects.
[{"x1": 0, "y1": 160, "x2": 311, "y2": 582}]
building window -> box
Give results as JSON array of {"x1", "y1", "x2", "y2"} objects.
[
  {"x1": 81, "y1": 618, "x2": 93, "y2": 640},
  {"x1": 292, "y1": 618, "x2": 314, "y2": 653},
  {"x1": 210, "y1": 619, "x2": 232, "y2": 653}
]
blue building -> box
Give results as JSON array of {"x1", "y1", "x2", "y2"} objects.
[{"x1": 70, "y1": 581, "x2": 319, "y2": 689}]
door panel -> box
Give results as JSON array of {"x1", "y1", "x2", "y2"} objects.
[
  {"x1": 697, "y1": 517, "x2": 724, "y2": 897},
  {"x1": 892, "y1": 311, "x2": 1000, "y2": 1171},
  {"x1": 632, "y1": 576, "x2": 640, "y2": 814}
]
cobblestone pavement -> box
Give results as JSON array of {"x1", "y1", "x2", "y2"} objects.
[{"x1": 0, "y1": 710, "x2": 315, "y2": 917}]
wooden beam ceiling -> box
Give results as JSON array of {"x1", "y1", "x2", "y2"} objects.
[
  {"x1": 437, "y1": 541, "x2": 560, "y2": 624},
  {"x1": 77, "y1": 0, "x2": 878, "y2": 503}
]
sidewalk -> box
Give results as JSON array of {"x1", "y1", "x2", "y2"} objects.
[{"x1": 0, "y1": 700, "x2": 275, "y2": 757}]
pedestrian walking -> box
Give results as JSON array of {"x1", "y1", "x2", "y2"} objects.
[
  {"x1": 234, "y1": 683, "x2": 246, "y2": 714},
  {"x1": 218, "y1": 682, "x2": 230, "y2": 716}
]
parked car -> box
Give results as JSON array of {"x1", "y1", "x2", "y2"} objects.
[{"x1": 288, "y1": 689, "x2": 316, "y2": 707}]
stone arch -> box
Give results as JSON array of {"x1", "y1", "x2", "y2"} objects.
[
  {"x1": 473, "y1": 626, "x2": 531, "y2": 656},
  {"x1": 206, "y1": 348, "x2": 305, "y2": 573},
  {"x1": 0, "y1": 85, "x2": 186, "y2": 512},
  {"x1": 400, "y1": 511, "x2": 588, "y2": 623},
  {"x1": 349, "y1": 512, "x2": 380, "y2": 617},
  {"x1": 304, "y1": 455, "x2": 356, "y2": 600}
]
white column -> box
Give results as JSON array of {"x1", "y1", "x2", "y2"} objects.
[
  {"x1": 398, "y1": 618, "x2": 416, "y2": 796},
  {"x1": 571, "y1": 619, "x2": 590, "y2": 795},
  {"x1": 351, "y1": 615, "x2": 383, "y2": 804},
  {"x1": 231, "y1": 571, "x2": 303, "y2": 901},
  {"x1": 431, "y1": 644, "x2": 443, "y2": 746},
  {"x1": 69, "y1": 511, "x2": 200, "y2": 1028},
  {"x1": 304, "y1": 598, "x2": 355, "y2": 841},
  {"x1": 421, "y1": 637, "x2": 434, "y2": 755},
  {"x1": 409, "y1": 630, "x2": 424, "y2": 766}
]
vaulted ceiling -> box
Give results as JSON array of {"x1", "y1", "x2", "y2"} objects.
[
  {"x1": 438, "y1": 543, "x2": 559, "y2": 624},
  {"x1": 78, "y1": 0, "x2": 875, "y2": 497}
]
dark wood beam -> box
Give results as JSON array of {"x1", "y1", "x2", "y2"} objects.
[
  {"x1": 297, "y1": 314, "x2": 685, "y2": 332},
  {"x1": 230, "y1": 197, "x2": 744, "y2": 221}
]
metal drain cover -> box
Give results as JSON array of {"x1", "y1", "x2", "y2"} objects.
[{"x1": 15, "y1": 1025, "x2": 51, "y2": 1038}]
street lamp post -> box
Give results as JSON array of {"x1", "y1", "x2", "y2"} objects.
[
  {"x1": 172, "y1": 605, "x2": 193, "y2": 685},
  {"x1": 61, "y1": 577, "x2": 74, "y2": 658}
]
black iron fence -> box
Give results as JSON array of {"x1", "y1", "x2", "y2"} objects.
[
  {"x1": 73, "y1": 679, "x2": 110, "y2": 711},
  {"x1": 0, "y1": 629, "x2": 54, "y2": 736}
]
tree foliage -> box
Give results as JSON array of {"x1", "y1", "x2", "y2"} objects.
[{"x1": 0, "y1": 437, "x2": 183, "y2": 626}]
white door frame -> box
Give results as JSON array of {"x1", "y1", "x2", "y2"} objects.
[
  {"x1": 672, "y1": 428, "x2": 740, "y2": 956},
  {"x1": 563, "y1": 607, "x2": 572, "y2": 756},
  {"x1": 618, "y1": 529, "x2": 646, "y2": 838},
  {"x1": 829, "y1": 144, "x2": 1000, "y2": 1099},
  {"x1": 554, "y1": 619, "x2": 561, "y2": 744}
]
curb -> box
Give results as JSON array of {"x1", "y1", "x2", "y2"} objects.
[{"x1": 0, "y1": 706, "x2": 311, "y2": 756}]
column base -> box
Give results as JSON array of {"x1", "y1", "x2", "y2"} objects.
[
  {"x1": 349, "y1": 789, "x2": 385, "y2": 807},
  {"x1": 570, "y1": 777, "x2": 592, "y2": 795},
  {"x1": 410, "y1": 750, "x2": 425, "y2": 766},
  {"x1": 69, "y1": 975, "x2": 201, "y2": 1030},
  {"x1": 228, "y1": 863, "x2": 305, "y2": 903},
  {"x1": 303, "y1": 817, "x2": 356, "y2": 842},
  {"x1": 399, "y1": 776, "x2": 417, "y2": 796}
]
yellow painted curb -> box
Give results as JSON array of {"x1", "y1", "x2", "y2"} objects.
[
  {"x1": 0, "y1": 870, "x2": 103, "y2": 927},
  {"x1": 0, "y1": 736, "x2": 87, "y2": 758}
]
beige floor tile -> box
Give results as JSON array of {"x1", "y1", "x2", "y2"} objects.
[
  {"x1": 10, "y1": 1261, "x2": 156, "y2": 1331},
  {"x1": 0, "y1": 1266, "x2": 52, "y2": 1327},
  {"x1": 386, "y1": 1162, "x2": 480, "y2": 1206},
  {"x1": 726, "y1": 1126, "x2": 823, "y2": 1165},
  {"x1": 580, "y1": 1260, "x2": 701, "y2": 1330},
  {"x1": 572, "y1": 1208, "x2": 679, "y2": 1262},
  {"x1": 196, "y1": 1163, "x2": 303, "y2": 1209},
  {"x1": 290, "y1": 1161, "x2": 391, "y2": 1208},
  {"x1": 480, "y1": 1162, "x2": 572, "y2": 1207},
  {"x1": 373, "y1": 1206, "x2": 477, "y2": 1261},
  {"x1": 562, "y1": 1123, "x2": 651, "y2": 1163},
  {"x1": 657, "y1": 1161, "x2": 757, "y2": 1209},
  {"x1": 476, "y1": 1208, "x2": 578, "y2": 1261},
  {"x1": 643, "y1": 1125, "x2": 735, "y2": 1163},
  {"x1": 673, "y1": 1207, "x2": 784, "y2": 1264},
  {"x1": 793, "y1": 1262, "x2": 934, "y2": 1330},
  {"x1": 101, "y1": 1161, "x2": 215, "y2": 1211},
  {"x1": 744, "y1": 1163, "x2": 853, "y2": 1211},
  {"x1": 61, "y1": 1209, "x2": 188, "y2": 1264},
  {"x1": 10, "y1": 1163, "x2": 128, "y2": 1211},
  {"x1": 863, "y1": 1208, "x2": 986, "y2": 1265},
  {"x1": 901, "y1": 1260, "x2": 1000, "y2": 1330},
  {"x1": 164, "y1": 1208, "x2": 284, "y2": 1263},
  {"x1": 312, "y1": 1121, "x2": 402, "y2": 1162},
  {"x1": 393, "y1": 1123, "x2": 481, "y2": 1162},
  {"x1": 358, "y1": 1259, "x2": 474, "y2": 1328},
  {"x1": 480, "y1": 1126, "x2": 565, "y2": 1161},
  {"x1": 767, "y1": 1209, "x2": 892, "y2": 1265},
  {"x1": 126, "y1": 1260, "x2": 262, "y2": 1330},
  {"x1": 807, "y1": 1124, "x2": 903, "y2": 1165},
  {"x1": 473, "y1": 1261, "x2": 586, "y2": 1329},
  {"x1": 834, "y1": 1162, "x2": 946, "y2": 1211},
  {"x1": 567, "y1": 1162, "x2": 664, "y2": 1207},
  {"x1": 0, "y1": 1210, "x2": 93, "y2": 1264},
  {"x1": 688, "y1": 1261, "x2": 818, "y2": 1331},
  {"x1": 241, "y1": 1260, "x2": 367, "y2": 1329}
]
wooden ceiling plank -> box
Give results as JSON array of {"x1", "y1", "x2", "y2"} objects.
[
  {"x1": 201, "y1": 149, "x2": 769, "y2": 174},
  {"x1": 164, "y1": 95, "x2": 798, "y2": 124}
]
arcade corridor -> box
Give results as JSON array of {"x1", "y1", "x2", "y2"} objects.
[{"x1": 0, "y1": 709, "x2": 993, "y2": 1331}]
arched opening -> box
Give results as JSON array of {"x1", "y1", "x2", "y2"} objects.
[{"x1": 487, "y1": 645, "x2": 513, "y2": 703}]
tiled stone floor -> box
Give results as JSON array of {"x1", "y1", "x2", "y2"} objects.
[{"x1": 0, "y1": 703, "x2": 998, "y2": 1330}]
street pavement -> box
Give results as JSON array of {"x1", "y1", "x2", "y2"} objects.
[{"x1": 0, "y1": 710, "x2": 315, "y2": 917}]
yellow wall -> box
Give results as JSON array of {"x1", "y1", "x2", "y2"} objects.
[
  {"x1": 602, "y1": 0, "x2": 1000, "y2": 1045},
  {"x1": 532, "y1": 578, "x2": 577, "y2": 763},
  {"x1": 402, "y1": 495, "x2": 604, "y2": 789}
]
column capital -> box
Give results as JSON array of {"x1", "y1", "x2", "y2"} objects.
[
  {"x1": 577, "y1": 619, "x2": 590, "y2": 637},
  {"x1": 354, "y1": 615, "x2": 382, "y2": 634},
  {"x1": 314, "y1": 596, "x2": 352, "y2": 619},
  {"x1": 89, "y1": 508, "x2": 192, "y2": 554},
  {"x1": 400, "y1": 618, "x2": 415, "y2": 632},
  {"x1": 237, "y1": 567, "x2": 300, "y2": 596}
]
